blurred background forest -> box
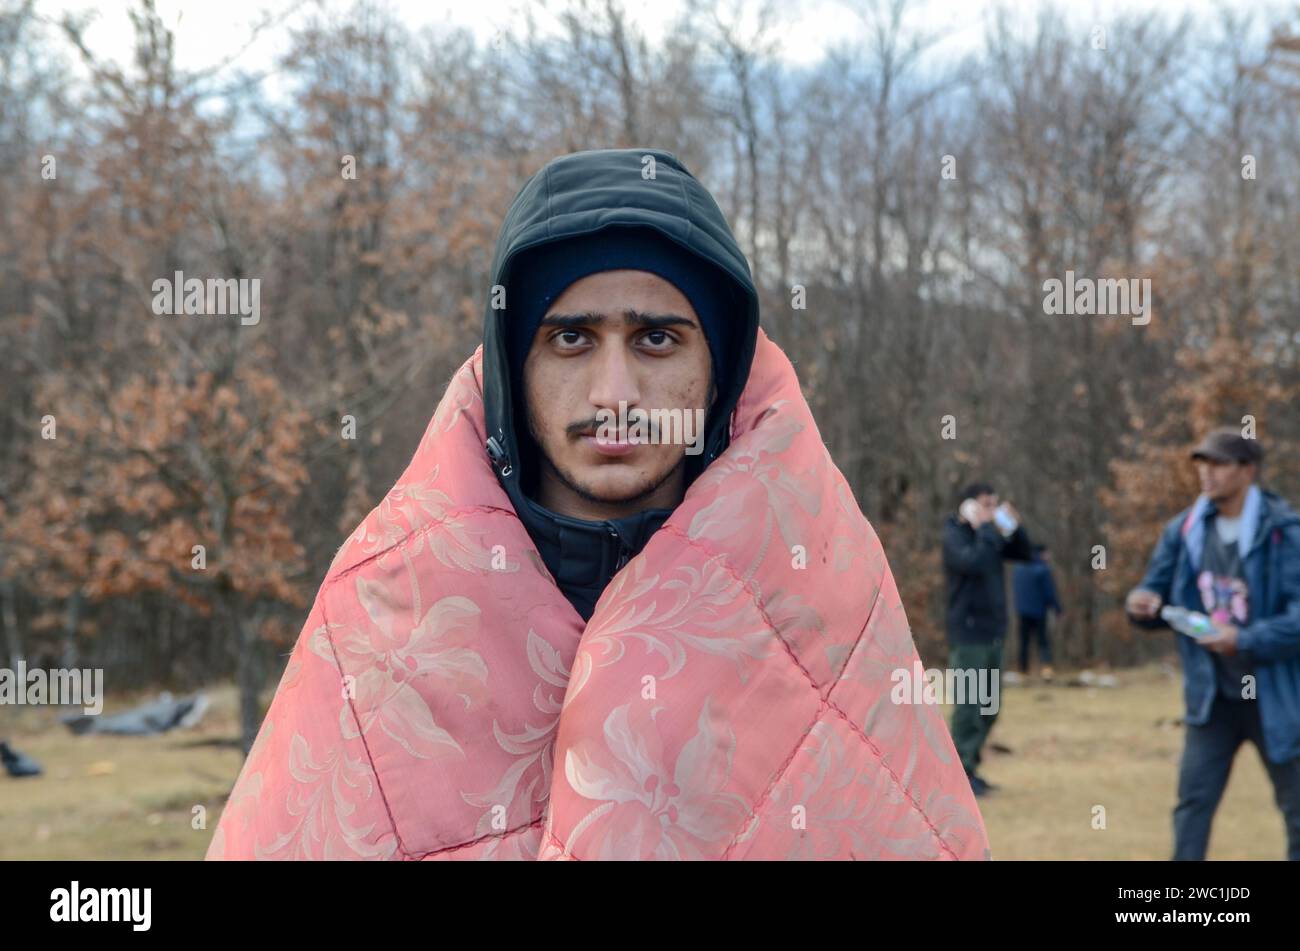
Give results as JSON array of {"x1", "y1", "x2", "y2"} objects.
[{"x1": 2, "y1": 0, "x2": 1298, "y2": 755}]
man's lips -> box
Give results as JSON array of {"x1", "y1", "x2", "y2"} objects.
[{"x1": 578, "y1": 432, "x2": 638, "y2": 458}]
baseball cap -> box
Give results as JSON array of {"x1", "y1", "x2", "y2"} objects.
[{"x1": 1190, "y1": 427, "x2": 1263, "y2": 466}]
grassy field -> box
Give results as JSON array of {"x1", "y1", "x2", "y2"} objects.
[
  {"x1": 0, "y1": 685, "x2": 245, "y2": 860},
  {"x1": 0, "y1": 663, "x2": 1288, "y2": 860},
  {"x1": 968, "y1": 664, "x2": 1285, "y2": 860}
]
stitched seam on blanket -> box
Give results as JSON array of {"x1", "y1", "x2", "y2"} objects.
[
  {"x1": 320, "y1": 597, "x2": 408, "y2": 860},
  {"x1": 545, "y1": 827, "x2": 580, "y2": 860},
  {"x1": 660, "y1": 522, "x2": 958, "y2": 860},
  {"x1": 321, "y1": 513, "x2": 548, "y2": 860},
  {"x1": 719, "y1": 699, "x2": 828, "y2": 860},
  {"x1": 318, "y1": 492, "x2": 558, "y2": 858},
  {"x1": 406, "y1": 815, "x2": 548, "y2": 859},
  {"x1": 713, "y1": 568, "x2": 876, "y2": 860},
  {"x1": 324, "y1": 611, "x2": 551, "y2": 861},
  {"x1": 322, "y1": 503, "x2": 519, "y2": 591}
]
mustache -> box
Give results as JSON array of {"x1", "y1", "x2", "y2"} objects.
[
  {"x1": 566, "y1": 408, "x2": 653, "y2": 438},
  {"x1": 567, "y1": 417, "x2": 605, "y2": 438}
]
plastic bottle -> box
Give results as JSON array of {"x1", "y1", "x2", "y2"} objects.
[
  {"x1": 993, "y1": 504, "x2": 1018, "y2": 535},
  {"x1": 1160, "y1": 605, "x2": 1215, "y2": 639}
]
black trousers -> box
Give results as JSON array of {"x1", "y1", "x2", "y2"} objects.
[
  {"x1": 1017, "y1": 614, "x2": 1051, "y2": 672},
  {"x1": 1173, "y1": 695, "x2": 1300, "y2": 860}
]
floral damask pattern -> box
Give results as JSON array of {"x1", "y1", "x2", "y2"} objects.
[
  {"x1": 557, "y1": 699, "x2": 752, "y2": 859},
  {"x1": 207, "y1": 332, "x2": 990, "y2": 861}
]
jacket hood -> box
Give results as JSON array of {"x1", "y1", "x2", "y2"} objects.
[
  {"x1": 1183, "y1": 487, "x2": 1300, "y2": 554},
  {"x1": 480, "y1": 148, "x2": 760, "y2": 618},
  {"x1": 483, "y1": 147, "x2": 759, "y2": 486}
]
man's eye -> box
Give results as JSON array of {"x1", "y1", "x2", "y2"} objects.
[
  {"x1": 554, "y1": 330, "x2": 585, "y2": 347},
  {"x1": 642, "y1": 330, "x2": 674, "y2": 348}
]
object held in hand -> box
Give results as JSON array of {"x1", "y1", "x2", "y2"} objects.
[
  {"x1": 993, "y1": 503, "x2": 1018, "y2": 535},
  {"x1": 1160, "y1": 605, "x2": 1215, "y2": 640}
]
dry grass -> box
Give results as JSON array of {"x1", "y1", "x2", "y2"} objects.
[
  {"x1": 0, "y1": 684, "x2": 248, "y2": 860},
  {"x1": 960, "y1": 663, "x2": 1287, "y2": 860},
  {"x1": 0, "y1": 664, "x2": 1287, "y2": 859}
]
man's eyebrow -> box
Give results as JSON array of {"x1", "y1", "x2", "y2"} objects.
[
  {"x1": 622, "y1": 310, "x2": 698, "y2": 329},
  {"x1": 538, "y1": 310, "x2": 700, "y2": 330},
  {"x1": 539, "y1": 312, "x2": 605, "y2": 329}
]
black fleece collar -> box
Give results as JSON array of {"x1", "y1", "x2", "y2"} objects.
[{"x1": 512, "y1": 492, "x2": 671, "y2": 621}]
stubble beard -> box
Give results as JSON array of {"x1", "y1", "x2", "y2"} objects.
[
  {"x1": 526, "y1": 407, "x2": 686, "y2": 510},
  {"x1": 538, "y1": 438, "x2": 685, "y2": 509}
]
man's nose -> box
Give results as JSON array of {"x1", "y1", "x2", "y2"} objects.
[{"x1": 588, "y1": 341, "x2": 641, "y2": 410}]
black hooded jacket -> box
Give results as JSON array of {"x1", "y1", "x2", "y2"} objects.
[
  {"x1": 942, "y1": 516, "x2": 1034, "y2": 643},
  {"x1": 481, "y1": 149, "x2": 760, "y2": 621}
]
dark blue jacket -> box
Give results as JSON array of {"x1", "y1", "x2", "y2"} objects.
[
  {"x1": 1134, "y1": 489, "x2": 1300, "y2": 764},
  {"x1": 1013, "y1": 559, "x2": 1062, "y2": 619}
]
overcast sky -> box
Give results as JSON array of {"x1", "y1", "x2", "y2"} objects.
[{"x1": 35, "y1": 0, "x2": 1246, "y2": 79}]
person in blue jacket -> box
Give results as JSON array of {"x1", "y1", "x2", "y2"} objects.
[
  {"x1": 1013, "y1": 544, "x2": 1063, "y2": 678},
  {"x1": 1125, "y1": 427, "x2": 1300, "y2": 860}
]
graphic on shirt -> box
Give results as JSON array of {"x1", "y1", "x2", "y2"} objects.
[{"x1": 1197, "y1": 570, "x2": 1248, "y2": 626}]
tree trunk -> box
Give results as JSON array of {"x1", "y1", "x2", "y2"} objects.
[
  {"x1": 233, "y1": 599, "x2": 266, "y2": 755},
  {"x1": 0, "y1": 578, "x2": 22, "y2": 668},
  {"x1": 60, "y1": 591, "x2": 82, "y2": 669}
]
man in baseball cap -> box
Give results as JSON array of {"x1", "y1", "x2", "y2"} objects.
[
  {"x1": 1126, "y1": 425, "x2": 1300, "y2": 860},
  {"x1": 1190, "y1": 427, "x2": 1265, "y2": 469}
]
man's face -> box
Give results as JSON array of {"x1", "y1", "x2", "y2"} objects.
[
  {"x1": 975, "y1": 492, "x2": 999, "y2": 520},
  {"x1": 523, "y1": 269, "x2": 714, "y2": 514},
  {"x1": 1195, "y1": 458, "x2": 1254, "y2": 502}
]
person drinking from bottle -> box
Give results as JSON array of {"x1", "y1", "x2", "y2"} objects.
[
  {"x1": 943, "y1": 482, "x2": 1034, "y2": 796},
  {"x1": 1125, "y1": 427, "x2": 1300, "y2": 860}
]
